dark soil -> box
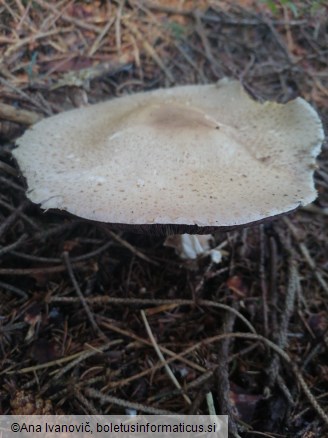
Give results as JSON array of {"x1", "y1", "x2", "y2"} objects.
[{"x1": 0, "y1": 1, "x2": 327, "y2": 436}]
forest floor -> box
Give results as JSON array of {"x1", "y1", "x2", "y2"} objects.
[{"x1": 0, "y1": 1, "x2": 328, "y2": 437}]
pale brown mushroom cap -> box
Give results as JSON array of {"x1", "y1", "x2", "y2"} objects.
[{"x1": 13, "y1": 78, "x2": 324, "y2": 234}]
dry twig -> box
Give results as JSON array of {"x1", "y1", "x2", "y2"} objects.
[{"x1": 0, "y1": 102, "x2": 42, "y2": 125}]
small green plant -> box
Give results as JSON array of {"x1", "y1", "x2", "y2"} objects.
[
  {"x1": 260, "y1": 0, "x2": 326, "y2": 17},
  {"x1": 166, "y1": 21, "x2": 187, "y2": 40}
]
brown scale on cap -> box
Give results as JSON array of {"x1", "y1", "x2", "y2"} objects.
[
  {"x1": 149, "y1": 104, "x2": 219, "y2": 130},
  {"x1": 12, "y1": 78, "x2": 324, "y2": 235}
]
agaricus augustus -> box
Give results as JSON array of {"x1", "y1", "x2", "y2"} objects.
[{"x1": 13, "y1": 78, "x2": 324, "y2": 234}]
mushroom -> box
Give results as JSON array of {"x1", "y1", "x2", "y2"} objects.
[
  {"x1": 164, "y1": 234, "x2": 223, "y2": 263},
  {"x1": 12, "y1": 78, "x2": 324, "y2": 235}
]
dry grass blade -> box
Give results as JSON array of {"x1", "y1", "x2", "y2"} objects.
[
  {"x1": 88, "y1": 17, "x2": 115, "y2": 57},
  {"x1": 140, "y1": 309, "x2": 192, "y2": 405},
  {"x1": 62, "y1": 251, "x2": 108, "y2": 341},
  {"x1": 32, "y1": 0, "x2": 102, "y2": 33},
  {"x1": 123, "y1": 18, "x2": 175, "y2": 83},
  {"x1": 97, "y1": 316, "x2": 207, "y2": 375},
  {"x1": 103, "y1": 229, "x2": 159, "y2": 266},
  {"x1": 52, "y1": 296, "x2": 256, "y2": 334},
  {"x1": 283, "y1": 217, "x2": 328, "y2": 296},
  {"x1": 49, "y1": 340, "x2": 123, "y2": 380},
  {"x1": 138, "y1": 330, "x2": 328, "y2": 427}
]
